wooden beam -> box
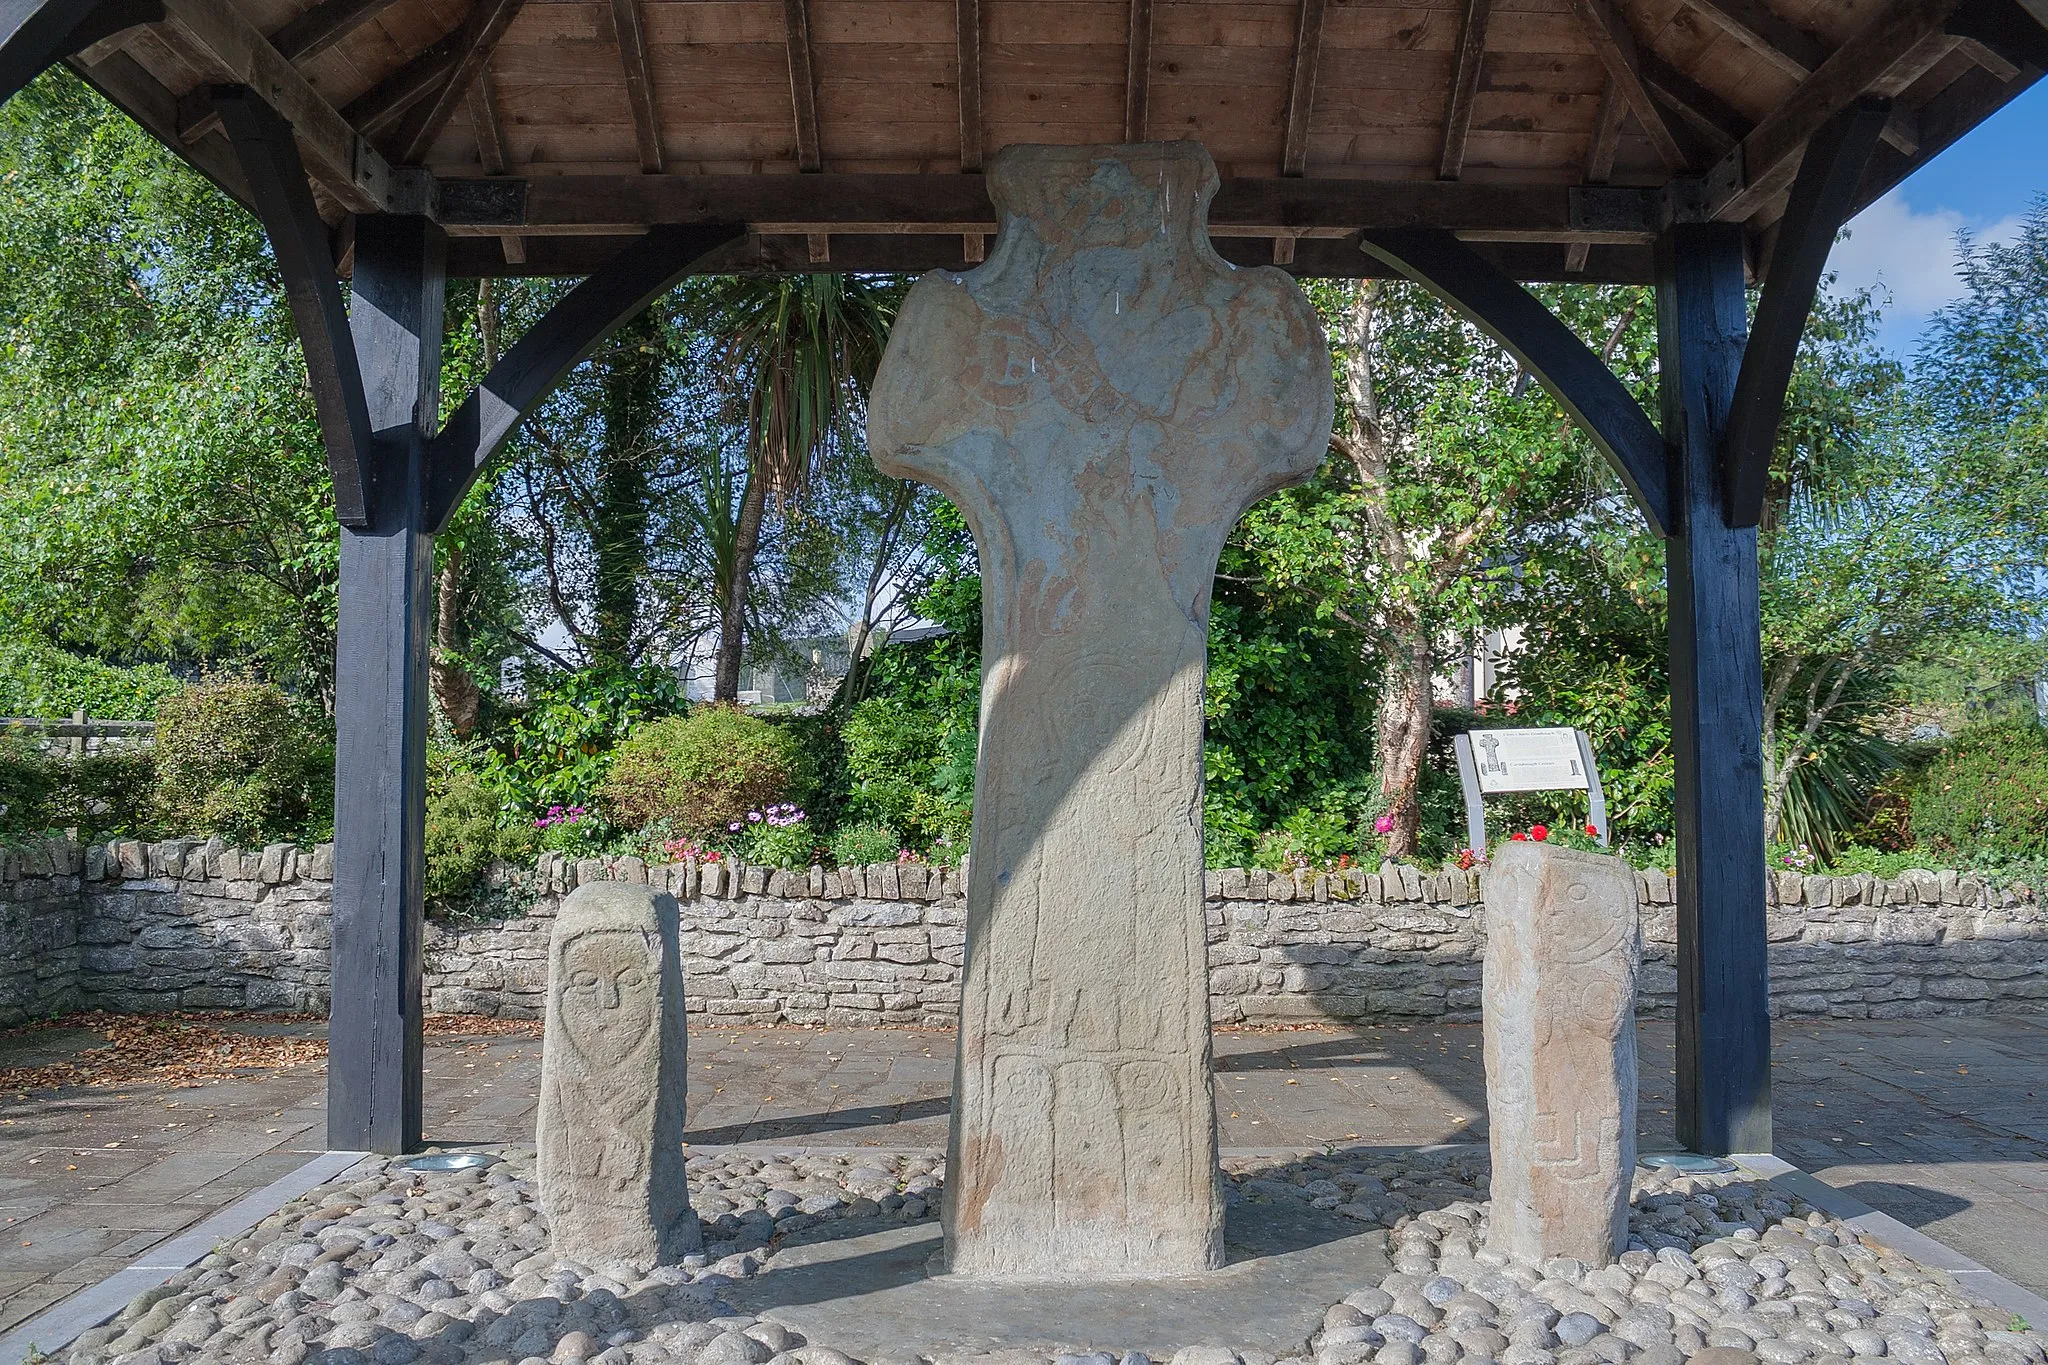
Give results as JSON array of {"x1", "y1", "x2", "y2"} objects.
[
  {"x1": 10, "y1": 0, "x2": 162, "y2": 109},
  {"x1": 443, "y1": 230, "x2": 1661, "y2": 283},
  {"x1": 1687, "y1": 0, "x2": 1828, "y2": 77},
  {"x1": 330, "y1": 211, "x2": 445, "y2": 1157},
  {"x1": 466, "y1": 66, "x2": 507, "y2": 173},
  {"x1": 386, "y1": 0, "x2": 525, "y2": 165},
  {"x1": 1656, "y1": 219, "x2": 1771, "y2": 1160},
  {"x1": 213, "y1": 85, "x2": 378, "y2": 528},
  {"x1": 1566, "y1": 83, "x2": 1623, "y2": 272},
  {"x1": 270, "y1": 0, "x2": 405, "y2": 63},
  {"x1": 426, "y1": 223, "x2": 745, "y2": 529},
  {"x1": 1125, "y1": 0, "x2": 1153, "y2": 141},
  {"x1": 339, "y1": 32, "x2": 458, "y2": 134},
  {"x1": 1358, "y1": 227, "x2": 1672, "y2": 536},
  {"x1": 784, "y1": 0, "x2": 821, "y2": 171},
  {"x1": 1722, "y1": 97, "x2": 1889, "y2": 525},
  {"x1": 1567, "y1": 0, "x2": 1690, "y2": 168},
  {"x1": 161, "y1": 0, "x2": 396, "y2": 211},
  {"x1": 1280, "y1": 0, "x2": 1328, "y2": 175},
  {"x1": 1642, "y1": 48, "x2": 1750, "y2": 152},
  {"x1": 956, "y1": 0, "x2": 982, "y2": 172},
  {"x1": 612, "y1": 0, "x2": 662, "y2": 172},
  {"x1": 1705, "y1": 0, "x2": 1962, "y2": 221},
  {"x1": 436, "y1": 173, "x2": 1663, "y2": 239},
  {"x1": 70, "y1": 46, "x2": 252, "y2": 205},
  {"x1": 1439, "y1": 0, "x2": 1493, "y2": 179}
]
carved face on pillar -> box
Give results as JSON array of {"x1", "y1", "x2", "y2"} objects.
[{"x1": 557, "y1": 928, "x2": 659, "y2": 1071}]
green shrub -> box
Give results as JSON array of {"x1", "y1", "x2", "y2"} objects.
[
  {"x1": 0, "y1": 641, "x2": 182, "y2": 721},
  {"x1": 830, "y1": 820, "x2": 901, "y2": 867},
  {"x1": 842, "y1": 696, "x2": 973, "y2": 850},
  {"x1": 425, "y1": 748, "x2": 537, "y2": 902},
  {"x1": 481, "y1": 665, "x2": 685, "y2": 814},
  {"x1": 1908, "y1": 719, "x2": 2048, "y2": 862},
  {"x1": 0, "y1": 734, "x2": 57, "y2": 838},
  {"x1": 151, "y1": 676, "x2": 332, "y2": 846},
  {"x1": 58, "y1": 749, "x2": 156, "y2": 839},
  {"x1": 601, "y1": 705, "x2": 807, "y2": 836}
]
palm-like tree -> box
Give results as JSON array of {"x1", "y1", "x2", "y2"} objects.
[{"x1": 689, "y1": 273, "x2": 899, "y2": 701}]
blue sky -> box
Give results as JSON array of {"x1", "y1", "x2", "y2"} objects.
[{"x1": 1824, "y1": 81, "x2": 2048, "y2": 355}]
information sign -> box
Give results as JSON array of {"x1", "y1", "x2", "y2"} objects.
[{"x1": 1452, "y1": 727, "x2": 1608, "y2": 857}]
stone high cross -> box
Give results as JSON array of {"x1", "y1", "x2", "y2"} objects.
[{"x1": 868, "y1": 142, "x2": 1334, "y2": 1278}]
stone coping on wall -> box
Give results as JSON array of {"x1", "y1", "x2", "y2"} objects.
[{"x1": 1, "y1": 836, "x2": 2036, "y2": 914}]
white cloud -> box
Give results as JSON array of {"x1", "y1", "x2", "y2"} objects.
[{"x1": 1825, "y1": 190, "x2": 2025, "y2": 320}]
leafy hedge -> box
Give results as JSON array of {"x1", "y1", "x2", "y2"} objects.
[
  {"x1": 601, "y1": 705, "x2": 809, "y2": 836},
  {"x1": 1908, "y1": 719, "x2": 2048, "y2": 862},
  {"x1": 151, "y1": 675, "x2": 332, "y2": 846},
  {"x1": 0, "y1": 640, "x2": 182, "y2": 721}
]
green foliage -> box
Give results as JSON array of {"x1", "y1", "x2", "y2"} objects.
[
  {"x1": 424, "y1": 746, "x2": 538, "y2": 903},
  {"x1": 1908, "y1": 720, "x2": 2048, "y2": 862},
  {"x1": 842, "y1": 590, "x2": 981, "y2": 854},
  {"x1": 0, "y1": 736, "x2": 155, "y2": 842},
  {"x1": 730, "y1": 807, "x2": 820, "y2": 868},
  {"x1": 601, "y1": 706, "x2": 808, "y2": 836},
  {"x1": 0, "y1": 735, "x2": 57, "y2": 838},
  {"x1": 1201, "y1": 569, "x2": 1379, "y2": 869},
  {"x1": 0, "y1": 642, "x2": 182, "y2": 721},
  {"x1": 829, "y1": 820, "x2": 901, "y2": 867},
  {"x1": 481, "y1": 665, "x2": 685, "y2": 816},
  {"x1": 150, "y1": 677, "x2": 331, "y2": 846}
]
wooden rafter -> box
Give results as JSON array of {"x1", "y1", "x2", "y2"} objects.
[
  {"x1": 1439, "y1": 0, "x2": 1493, "y2": 178},
  {"x1": 1125, "y1": 0, "x2": 1154, "y2": 141},
  {"x1": 270, "y1": 0, "x2": 405, "y2": 63},
  {"x1": 465, "y1": 66, "x2": 522, "y2": 263},
  {"x1": 1566, "y1": 77, "x2": 1628, "y2": 271},
  {"x1": 1566, "y1": 0, "x2": 1689, "y2": 168},
  {"x1": 387, "y1": 0, "x2": 525, "y2": 165},
  {"x1": 6, "y1": 0, "x2": 156, "y2": 106},
  {"x1": 1280, "y1": 0, "x2": 1329, "y2": 175},
  {"x1": 784, "y1": 0, "x2": 822, "y2": 172},
  {"x1": 1685, "y1": 0, "x2": 1924, "y2": 152},
  {"x1": 1706, "y1": 0, "x2": 1963, "y2": 220},
  {"x1": 340, "y1": 34, "x2": 459, "y2": 134},
  {"x1": 957, "y1": 0, "x2": 982, "y2": 172},
  {"x1": 1642, "y1": 48, "x2": 1750, "y2": 151},
  {"x1": 611, "y1": 0, "x2": 663, "y2": 173},
  {"x1": 162, "y1": 0, "x2": 394, "y2": 212}
]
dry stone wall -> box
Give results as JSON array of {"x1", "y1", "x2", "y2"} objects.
[{"x1": 0, "y1": 838, "x2": 2043, "y2": 1028}]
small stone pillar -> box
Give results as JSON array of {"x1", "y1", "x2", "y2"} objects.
[
  {"x1": 538, "y1": 882, "x2": 699, "y2": 1265},
  {"x1": 1482, "y1": 840, "x2": 1640, "y2": 1267},
  {"x1": 868, "y1": 141, "x2": 1334, "y2": 1279}
]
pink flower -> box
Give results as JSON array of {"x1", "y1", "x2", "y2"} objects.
[{"x1": 1373, "y1": 815, "x2": 1394, "y2": 835}]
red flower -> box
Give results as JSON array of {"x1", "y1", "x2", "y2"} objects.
[
  {"x1": 1531, "y1": 824, "x2": 1549, "y2": 841},
  {"x1": 1585, "y1": 823, "x2": 1600, "y2": 837},
  {"x1": 1510, "y1": 832, "x2": 1528, "y2": 842}
]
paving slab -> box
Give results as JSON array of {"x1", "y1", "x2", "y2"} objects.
[{"x1": 727, "y1": 1202, "x2": 1390, "y2": 1358}]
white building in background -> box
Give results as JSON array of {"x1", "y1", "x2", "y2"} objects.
[{"x1": 1436, "y1": 626, "x2": 1523, "y2": 709}]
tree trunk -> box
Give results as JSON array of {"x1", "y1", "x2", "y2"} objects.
[
  {"x1": 1376, "y1": 625, "x2": 1434, "y2": 858},
  {"x1": 714, "y1": 464, "x2": 769, "y2": 702},
  {"x1": 430, "y1": 542, "x2": 483, "y2": 736},
  {"x1": 591, "y1": 310, "x2": 663, "y2": 667}
]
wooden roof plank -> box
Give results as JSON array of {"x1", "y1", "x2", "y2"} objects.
[
  {"x1": 466, "y1": 61, "x2": 506, "y2": 170},
  {"x1": 1440, "y1": 0, "x2": 1494, "y2": 175},
  {"x1": 613, "y1": 0, "x2": 665, "y2": 170}
]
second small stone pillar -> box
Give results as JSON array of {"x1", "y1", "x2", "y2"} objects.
[
  {"x1": 1482, "y1": 840, "x2": 1641, "y2": 1267},
  {"x1": 537, "y1": 882, "x2": 699, "y2": 1265}
]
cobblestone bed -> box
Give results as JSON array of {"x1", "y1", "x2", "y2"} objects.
[
  {"x1": 54, "y1": 1146, "x2": 2048, "y2": 1365},
  {"x1": 0, "y1": 840, "x2": 2042, "y2": 1028}
]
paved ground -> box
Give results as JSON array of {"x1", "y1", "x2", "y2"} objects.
[{"x1": 2, "y1": 1014, "x2": 2044, "y2": 1337}]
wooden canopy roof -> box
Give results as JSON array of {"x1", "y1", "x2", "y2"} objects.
[{"x1": 64, "y1": 0, "x2": 2048, "y2": 281}]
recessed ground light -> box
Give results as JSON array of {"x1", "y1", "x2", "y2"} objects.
[
  {"x1": 399, "y1": 1152, "x2": 499, "y2": 1173},
  {"x1": 1638, "y1": 1153, "x2": 1735, "y2": 1174}
]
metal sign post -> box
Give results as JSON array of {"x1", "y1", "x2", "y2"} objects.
[{"x1": 1453, "y1": 726, "x2": 1609, "y2": 856}]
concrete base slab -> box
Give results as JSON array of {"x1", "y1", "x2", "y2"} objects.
[{"x1": 729, "y1": 1201, "x2": 1390, "y2": 1358}]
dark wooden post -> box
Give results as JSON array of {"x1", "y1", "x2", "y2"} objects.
[
  {"x1": 328, "y1": 213, "x2": 446, "y2": 1155},
  {"x1": 1656, "y1": 221, "x2": 1771, "y2": 1157}
]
